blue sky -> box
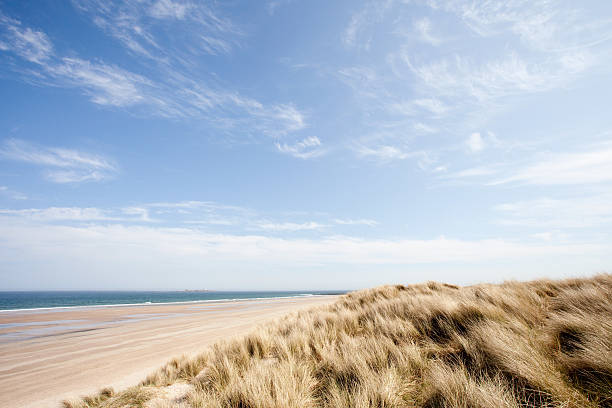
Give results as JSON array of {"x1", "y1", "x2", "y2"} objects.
[{"x1": 1, "y1": 0, "x2": 611, "y2": 290}]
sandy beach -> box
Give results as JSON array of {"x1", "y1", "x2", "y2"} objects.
[{"x1": 0, "y1": 295, "x2": 338, "y2": 408}]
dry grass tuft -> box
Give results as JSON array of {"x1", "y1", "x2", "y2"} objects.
[{"x1": 65, "y1": 274, "x2": 612, "y2": 407}]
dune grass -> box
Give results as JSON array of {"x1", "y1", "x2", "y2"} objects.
[{"x1": 63, "y1": 274, "x2": 612, "y2": 407}]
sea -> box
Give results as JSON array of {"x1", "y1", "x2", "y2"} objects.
[{"x1": 0, "y1": 290, "x2": 346, "y2": 311}]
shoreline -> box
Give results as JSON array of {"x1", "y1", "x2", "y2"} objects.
[
  {"x1": 0, "y1": 295, "x2": 339, "y2": 408},
  {"x1": 0, "y1": 293, "x2": 337, "y2": 313}
]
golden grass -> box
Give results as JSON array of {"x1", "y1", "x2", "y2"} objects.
[{"x1": 64, "y1": 274, "x2": 612, "y2": 407}]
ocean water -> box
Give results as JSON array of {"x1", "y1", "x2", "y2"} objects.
[{"x1": 0, "y1": 290, "x2": 345, "y2": 311}]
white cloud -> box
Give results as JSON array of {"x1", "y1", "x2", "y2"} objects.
[
  {"x1": 199, "y1": 35, "x2": 233, "y2": 55},
  {"x1": 148, "y1": 200, "x2": 250, "y2": 213},
  {"x1": 0, "y1": 139, "x2": 117, "y2": 183},
  {"x1": 431, "y1": 0, "x2": 612, "y2": 52},
  {"x1": 0, "y1": 204, "x2": 608, "y2": 288},
  {"x1": 466, "y1": 132, "x2": 484, "y2": 152},
  {"x1": 266, "y1": 104, "x2": 306, "y2": 134},
  {"x1": 276, "y1": 136, "x2": 325, "y2": 159},
  {"x1": 343, "y1": 10, "x2": 365, "y2": 48},
  {"x1": 44, "y1": 169, "x2": 108, "y2": 183},
  {"x1": 495, "y1": 193, "x2": 612, "y2": 228},
  {"x1": 492, "y1": 144, "x2": 612, "y2": 185},
  {"x1": 334, "y1": 218, "x2": 378, "y2": 227},
  {"x1": 444, "y1": 166, "x2": 497, "y2": 179},
  {"x1": 0, "y1": 13, "x2": 53, "y2": 63},
  {"x1": 50, "y1": 58, "x2": 149, "y2": 107},
  {"x1": 255, "y1": 221, "x2": 328, "y2": 232},
  {"x1": 122, "y1": 207, "x2": 153, "y2": 222},
  {"x1": 0, "y1": 207, "x2": 113, "y2": 221},
  {"x1": 149, "y1": 0, "x2": 190, "y2": 20},
  {"x1": 73, "y1": 0, "x2": 239, "y2": 58},
  {"x1": 342, "y1": 1, "x2": 392, "y2": 49},
  {"x1": 414, "y1": 17, "x2": 441, "y2": 46},
  {"x1": 355, "y1": 145, "x2": 413, "y2": 161},
  {"x1": 338, "y1": 0, "x2": 610, "y2": 170},
  {"x1": 402, "y1": 52, "x2": 589, "y2": 103},
  {"x1": 0, "y1": 220, "x2": 605, "y2": 271},
  {"x1": 1, "y1": 12, "x2": 307, "y2": 139},
  {"x1": 0, "y1": 185, "x2": 27, "y2": 200},
  {"x1": 414, "y1": 123, "x2": 437, "y2": 134},
  {"x1": 412, "y1": 98, "x2": 448, "y2": 115},
  {"x1": 1, "y1": 13, "x2": 154, "y2": 109}
]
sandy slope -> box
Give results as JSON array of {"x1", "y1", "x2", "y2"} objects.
[{"x1": 0, "y1": 296, "x2": 337, "y2": 408}]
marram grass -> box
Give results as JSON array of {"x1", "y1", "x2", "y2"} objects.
[{"x1": 64, "y1": 274, "x2": 612, "y2": 408}]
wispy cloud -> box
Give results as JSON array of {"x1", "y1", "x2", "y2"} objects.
[
  {"x1": 1, "y1": 7, "x2": 307, "y2": 147},
  {"x1": 0, "y1": 207, "x2": 114, "y2": 221},
  {"x1": 255, "y1": 221, "x2": 327, "y2": 232},
  {"x1": 443, "y1": 166, "x2": 497, "y2": 179},
  {"x1": 334, "y1": 218, "x2": 378, "y2": 227},
  {"x1": 338, "y1": 1, "x2": 612, "y2": 170},
  {"x1": 355, "y1": 145, "x2": 412, "y2": 161},
  {"x1": 400, "y1": 52, "x2": 591, "y2": 103},
  {"x1": 0, "y1": 201, "x2": 386, "y2": 238},
  {"x1": 495, "y1": 192, "x2": 612, "y2": 228},
  {"x1": 276, "y1": 136, "x2": 325, "y2": 159},
  {"x1": 72, "y1": 0, "x2": 240, "y2": 58},
  {"x1": 0, "y1": 186, "x2": 27, "y2": 200},
  {"x1": 50, "y1": 58, "x2": 150, "y2": 107},
  {"x1": 0, "y1": 139, "x2": 118, "y2": 183},
  {"x1": 122, "y1": 206, "x2": 153, "y2": 222},
  {"x1": 355, "y1": 144, "x2": 433, "y2": 166},
  {"x1": 0, "y1": 12, "x2": 53, "y2": 63},
  {"x1": 466, "y1": 132, "x2": 485, "y2": 153},
  {"x1": 342, "y1": 1, "x2": 393, "y2": 49},
  {"x1": 432, "y1": 0, "x2": 612, "y2": 52},
  {"x1": 491, "y1": 144, "x2": 612, "y2": 185},
  {"x1": 412, "y1": 98, "x2": 448, "y2": 115},
  {"x1": 149, "y1": 0, "x2": 191, "y2": 20},
  {"x1": 414, "y1": 17, "x2": 441, "y2": 46}
]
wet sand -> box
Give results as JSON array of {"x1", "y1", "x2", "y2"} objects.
[{"x1": 0, "y1": 295, "x2": 338, "y2": 408}]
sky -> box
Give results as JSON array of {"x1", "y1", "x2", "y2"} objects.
[{"x1": 0, "y1": 0, "x2": 611, "y2": 290}]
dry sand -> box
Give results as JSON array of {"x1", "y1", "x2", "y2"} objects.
[{"x1": 0, "y1": 295, "x2": 337, "y2": 408}]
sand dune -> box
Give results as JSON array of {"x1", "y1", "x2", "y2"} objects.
[
  {"x1": 0, "y1": 296, "x2": 338, "y2": 408},
  {"x1": 63, "y1": 275, "x2": 612, "y2": 408}
]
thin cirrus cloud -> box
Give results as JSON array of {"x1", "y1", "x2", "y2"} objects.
[
  {"x1": 495, "y1": 193, "x2": 612, "y2": 229},
  {"x1": 0, "y1": 201, "x2": 382, "y2": 235},
  {"x1": 490, "y1": 144, "x2": 612, "y2": 186},
  {"x1": 0, "y1": 5, "x2": 307, "y2": 144},
  {"x1": 275, "y1": 136, "x2": 326, "y2": 159},
  {"x1": 355, "y1": 145, "x2": 430, "y2": 165},
  {"x1": 0, "y1": 12, "x2": 52, "y2": 63},
  {"x1": 71, "y1": 0, "x2": 241, "y2": 58},
  {"x1": 0, "y1": 200, "x2": 378, "y2": 234},
  {"x1": 334, "y1": 218, "x2": 378, "y2": 227},
  {"x1": 0, "y1": 139, "x2": 118, "y2": 183},
  {"x1": 398, "y1": 52, "x2": 591, "y2": 103},
  {"x1": 339, "y1": 0, "x2": 611, "y2": 167},
  {"x1": 414, "y1": 17, "x2": 442, "y2": 46},
  {"x1": 49, "y1": 58, "x2": 150, "y2": 107},
  {"x1": 255, "y1": 221, "x2": 328, "y2": 232},
  {"x1": 0, "y1": 207, "x2": 115, "y2": 221},
  {"x1": 0, "y1": 185, "x2": 27, "y2": 200}
]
